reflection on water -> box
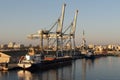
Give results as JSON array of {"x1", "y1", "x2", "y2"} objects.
[
  {"x1": 16, "y1": 65, "x2": 72, "y2": 80},
  {"x1": 72, "y1": 58, "x2": 95, "y2": 80},
  {"x1": 18, "y1": 70, "x2": 32, "y2": 80},
  {"x1": 1, "y1": 57, "x2": 120, "y2": 80}
]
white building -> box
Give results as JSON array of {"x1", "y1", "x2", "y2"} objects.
[
  {"x1": 0, "y1": 44, "x2": 7, "y2": 49},
  {"x1": 94, "y1": 45, "x2": 103, "y2": 52},
  {"x1": 108, "y1": 45, "x2": 114, "y2": 49},
  {"x1": 0, "y1": 52, "x2": 11, "y2": 63},
  {"x1": 8, "y1": 42, "x2": 15, "y2": 48},
  {"x1": 7, "y1": 42, "x2": 24, "y2": 49},
  {"x1": 13, "y1": 44, "x2": 24, "y2": 49},
  {"x1": 88, "y1": 44, "x2": 94, "y2": 49}
]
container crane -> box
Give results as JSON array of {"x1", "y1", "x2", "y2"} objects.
[
  {"x1": 62, "y1": 10, "x2": 78, "y2": 56},
  {"x1": 27, "y1": 3, "x2": 66, "y2": 53}
]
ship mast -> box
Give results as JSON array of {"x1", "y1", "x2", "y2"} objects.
[{"x1": 81, "y1": 30, "x2": 87, "y2": 50}]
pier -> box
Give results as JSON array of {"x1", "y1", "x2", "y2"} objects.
[{"x1": 0, "y1": 49, "x2": 120, "y2": 71}]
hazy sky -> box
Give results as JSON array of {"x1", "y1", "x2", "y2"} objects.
[{"x1": 0, "y1": 0, "x2": 120, "y2": 45}]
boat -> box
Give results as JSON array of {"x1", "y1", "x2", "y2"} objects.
[
  {"x1": 0, "y1": 62, "x2": 8, "y2": 71},
  {"x1": 84, "y1": 50, "x2": 95, "y2": 59},
  {"x1": 80, "y1": 30, "x2": 95, "y2": 59},
  {"x1": 17, "y1": 48, "x2": 72, "y2": 70}
]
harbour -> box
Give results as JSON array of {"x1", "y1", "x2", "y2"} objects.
[
  {"x1": 0, "y1": 56, "x2": 120, "y2": 80},
  {"x1": 1, "y1": 3, "x2": 80, "y2": 71},
  {"x1": 1, "y1": 1, "x2": 120, "y2": 80},
  {"x1": 1, "y1": 47, "x2": 120, "y2": 71}
]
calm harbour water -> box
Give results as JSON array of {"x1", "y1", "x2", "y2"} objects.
[{"x1": 0, "y1": 56, "x2": 120, "y2": 80}]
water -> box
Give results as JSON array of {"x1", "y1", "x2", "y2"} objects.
[{"x1": 0, "y1": 56, "x2": 120, "y2": 80}]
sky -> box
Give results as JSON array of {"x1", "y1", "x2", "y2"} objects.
[{"x1": 0, "y1": 0, "x2": 120, "y2": 46}]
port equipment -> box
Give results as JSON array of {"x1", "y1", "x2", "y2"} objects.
[
  {"x1": 27, "y1": 4, "x2": 78, "y2": 57},
  {"x1": 62, "y1": 10, "x2": 78, "y2": 56}
]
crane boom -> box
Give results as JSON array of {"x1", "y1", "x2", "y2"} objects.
[
  {"x1": 70, "y1": 10, "x2": 78, "y2": 36},
  {"x1": 56, "y1": 3, "x2": 66, "y2": 34}
]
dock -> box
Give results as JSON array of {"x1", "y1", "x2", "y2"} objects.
[{"x1": 0, "y1": 63, "x2": 19, "y2": 71}]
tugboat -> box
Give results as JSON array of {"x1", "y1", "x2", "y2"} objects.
[
  {"x1": 18, "y1": 48, "x2": 43, "y2": 69},
  {"x1": 17, "y1": 48, "x2": 72, "y2": 70},
  {"x1": 80, "y1": 30, "x2": 95, "y2": 59},
  {"x1": 85, "y1": 50, "x2": 95, "y2": 59}
]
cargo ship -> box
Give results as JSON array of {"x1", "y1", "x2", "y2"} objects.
[{"x1": 17, "y1": 48, "x2": 72, "y2": 70}]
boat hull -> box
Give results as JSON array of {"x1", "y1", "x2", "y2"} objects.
[
  {"x1": 85, "y1": 54, "x2": 95, "y2": 59},
  {"x1": 18, "y1": 63, "x2": 31, "y2": 69},
  {"x1": 18, "y1": 57, "x2": 72, "y2": 70}
]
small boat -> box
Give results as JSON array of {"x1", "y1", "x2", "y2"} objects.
[
  {"x1": 17, "y1": 48, "x2": 72, "y2": 70},
  {"x1": 85, "y1": 50, "x2": 95, "y2": 59},
  {"x1": 0, "y1": 63, "x2": 8, "y2": 71},
  {"x1": 17, "y1": 60, "x2": 32, "y2": 69},
  {"x1": 1, "y1": 67, "x2": 8, "y2": 71}
]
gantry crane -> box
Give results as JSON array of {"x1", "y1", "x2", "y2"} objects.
[
  {"x1": 62, "y1": 10, "x2": 78, "y2": 56},
  {"x1": 27, "y1": 4, "x2": 78, "y2": 57},
  {"x1": 27, "y1": 4, "x2": 66, "y2": 54}
]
